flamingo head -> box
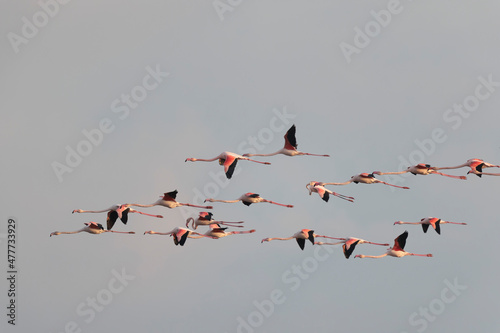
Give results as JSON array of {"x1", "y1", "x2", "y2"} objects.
[
  {"x1": 372, "y1": 171, "x2": 381, "y2": 175},
  {"x1": 393, "y1": 221, "x2": 403, "y2": 225},
  {"x1": 261, "y1": 238, "x2": 271, "y2": 243},
  {"x1": 354, "y1": 255, "x2": 364, "y2": 259},
  {"x1": 204, "y1": 198, "x2": 214, "y2": 203},
  {"x1": 50, "y1": 232, "x2": 60, "y2": 237},
  {"x1": 72, "y1": 209, "x2": 83, "y2": 213},
  {"x1": 185, "y1": 158, "x2": 197, "y2": 162},
  {"x1": 305, "y1": 182, "x2": 314, "y2": 195},
  {"x1": 144, "y1": 230, "x2": 156, "y2": 235},
  {"x1": 315, "y1": 241, "x2": 325, "y2": 245}
]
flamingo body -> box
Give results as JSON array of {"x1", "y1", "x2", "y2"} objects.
[{"x1": 185, "y1": 151, "x2": 270, "y2": 179}]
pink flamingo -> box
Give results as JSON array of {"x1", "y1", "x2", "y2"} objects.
[
  {"x1": 354, "y1": 231, "x2": 432, "y2": 259},
  {"x1": 126, "y1": 190, "x2": 213, "y2": 210},
  {"x1": 321, "y1": 173, "x2": 410, "y2": 189},
  {"x1": 205, "y1": 193, "x2": 293, "y2": 208},
  {"x1": 306, "y1": 181, "x2": 354, "y2": 202},
  {"x1": 432, "y1": 158, "x2": 500, "y2": 178},
  {"x1": 203, "y1": 224, "x2": 256, "y2": 238},
  {"x1": 186, "y1": 212, "x2": 244, "y2": 230},
  {"x1": 394, "y1": 217, "x2": 467, "y2": 235},
  {"x1": 372, "y1": 164, "x2": 466, "y2": 180},
  {"x1": 185, "y1": 151, "x2": 270, "y2": 179},
  {"x1": 315, "y1": 237, "x2": 389, "y2": 259},
  {"x1": 72, "y1": 204, "x2": 163, "y2": 230},
  {"x1": 261, "y1": 229, "x2": 344, "y2": 250},
  {"x1": 144, "y1": 227, "x2": 216, "y2": 246},
  {"x1": 50, "y1": 222, "x2": 135, "y2": 236},
  {"x1": 243, "y1": 125, "x2": 329, "y2": 158}
]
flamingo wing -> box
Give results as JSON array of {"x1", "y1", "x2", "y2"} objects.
[
  {"x1": 307, "y1": 230, "x2": 315, "y2": 244},
  {"x1": 199, "y1": 212, "x2": 213, "y2": 221},
  {"x1": 421, "y1": 224, "x2": 430, "y2": 233},
  {"x1": 178, "y1": 231, "x2": 190, "y2": 246},
  {"x1": 86, "y1": 222, "x2": 104, "y2": 230},
  {"x1": 434, "y1": 219, "x2": 441, "y2": 235},
  {"x1": 163, "y1": 190, "x2": 178, "y2": 201},
  {"x1": 222, "y1": 155, "x2": 238, "y2": 179},
  {"x1": 296, "y1": 238, "x2": 306, "y2": 250},
  {"x1": 393, "y1": 231, "x2": 408, "y2": 251},
  {"x1": 343, "y1": 239, "x2": 360, "y2": 259},
  {"x1": 120, "y1": 208, "x2": 130, "y2": 224},
  {"x1": 315, "y1": 186, "x2": 329, "y2": 202},
  {"x1": 284, "y1": 124, "x2": 297, "y2": 150},
  {"x1": 107, "y1": 211, "x2": 119, "y2": 230}
]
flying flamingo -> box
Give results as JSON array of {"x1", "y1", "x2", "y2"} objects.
[
  {"x1": 261, "y1": 229, "x2": 343, "y2": 250},
  {"x1": 50, "y1": 222, "x2": 135, "y2": 236},
  {"x1": 306, "y1": 181, "x2": 354, "y2": 202},
  {"x1": 243, "y1": 124, "x2": 329, "y2": 158},
  {"x1": 72, "y1": 204, "x2": 163, "y2": 230},
  {"x1": 372, "y1": 164, "x2": 466, "y2": 180},
  {"x1": 185, "y1": 151, "x2": 270, "y2": 179},
  {"x1": 321, "y1": 173, "x2": 410, "y2": 189},
  {"x1": 205, "y1": 193, "x2": 293, "y2": 208},
  {"x1": 143, "y1": 227, "x2": 216, "y2": 246},
  {"x1": 203, "y1": 224, "x2": 256, "y2": 238},
  {"x1": 126, "y1": 190, "x2": 213, "y2": 210},
  {"x1": 186, "y1": 212, "x2": 244, "y2": 230},
  {"x1": 394, "y1": 217, "x2": 467, "y2": 235},
  {"x1": 432, "y1": 158, "x2": 500, "y2": 178},
  {"x1": 315, "y1": 237, "x2": 390, "y2": 259},
  {"x1": 354, "y1": 231, "x2": 432, "y2": 259}
]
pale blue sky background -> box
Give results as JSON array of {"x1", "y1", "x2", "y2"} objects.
[{"x1": 2, "y1": 1, "x2": 500, "y2": 332}]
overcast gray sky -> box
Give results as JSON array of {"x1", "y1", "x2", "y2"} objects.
[{"x1": 2, "y1": 1, "x2": 500, "y2": 332}]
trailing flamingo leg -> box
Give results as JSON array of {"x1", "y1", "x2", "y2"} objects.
[
  {"x1": 331, "y1": 192, "x2": 355, "y2": 202},
  {"x1": 365, "y1": 242, "x2": 390, "y2": 246},
  {"x1": 216, "y1": 221, "x2": 245, "y2": 228},
  {"x1": 264, "y1": 200, "x2": 294, "y2": 208},
  {"x1": 377, "y1": 181, "x2": 410, "y2": 189},
  {"x1": 410, "y1": 253, "x2": 433, "y2": 257},
  {"x1": 431, "y1": 171, "x2": 467, "y2": 180},
  {"x1": 134, "y1": 211, "x2": 163, "y2": 218},
  {"x1": 301, "y1": 152, "x2": 330, "y2": 157},
  {"x1": 182, "y1": 203, "x2": 214, "y2": 209},
  {"x1": 243, "y1": 158, "x2": 271, "y2": 165}
]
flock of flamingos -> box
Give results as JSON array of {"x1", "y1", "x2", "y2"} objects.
[{"x1": 51, "y1": 125, "x2": 499, "y2": 259}]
